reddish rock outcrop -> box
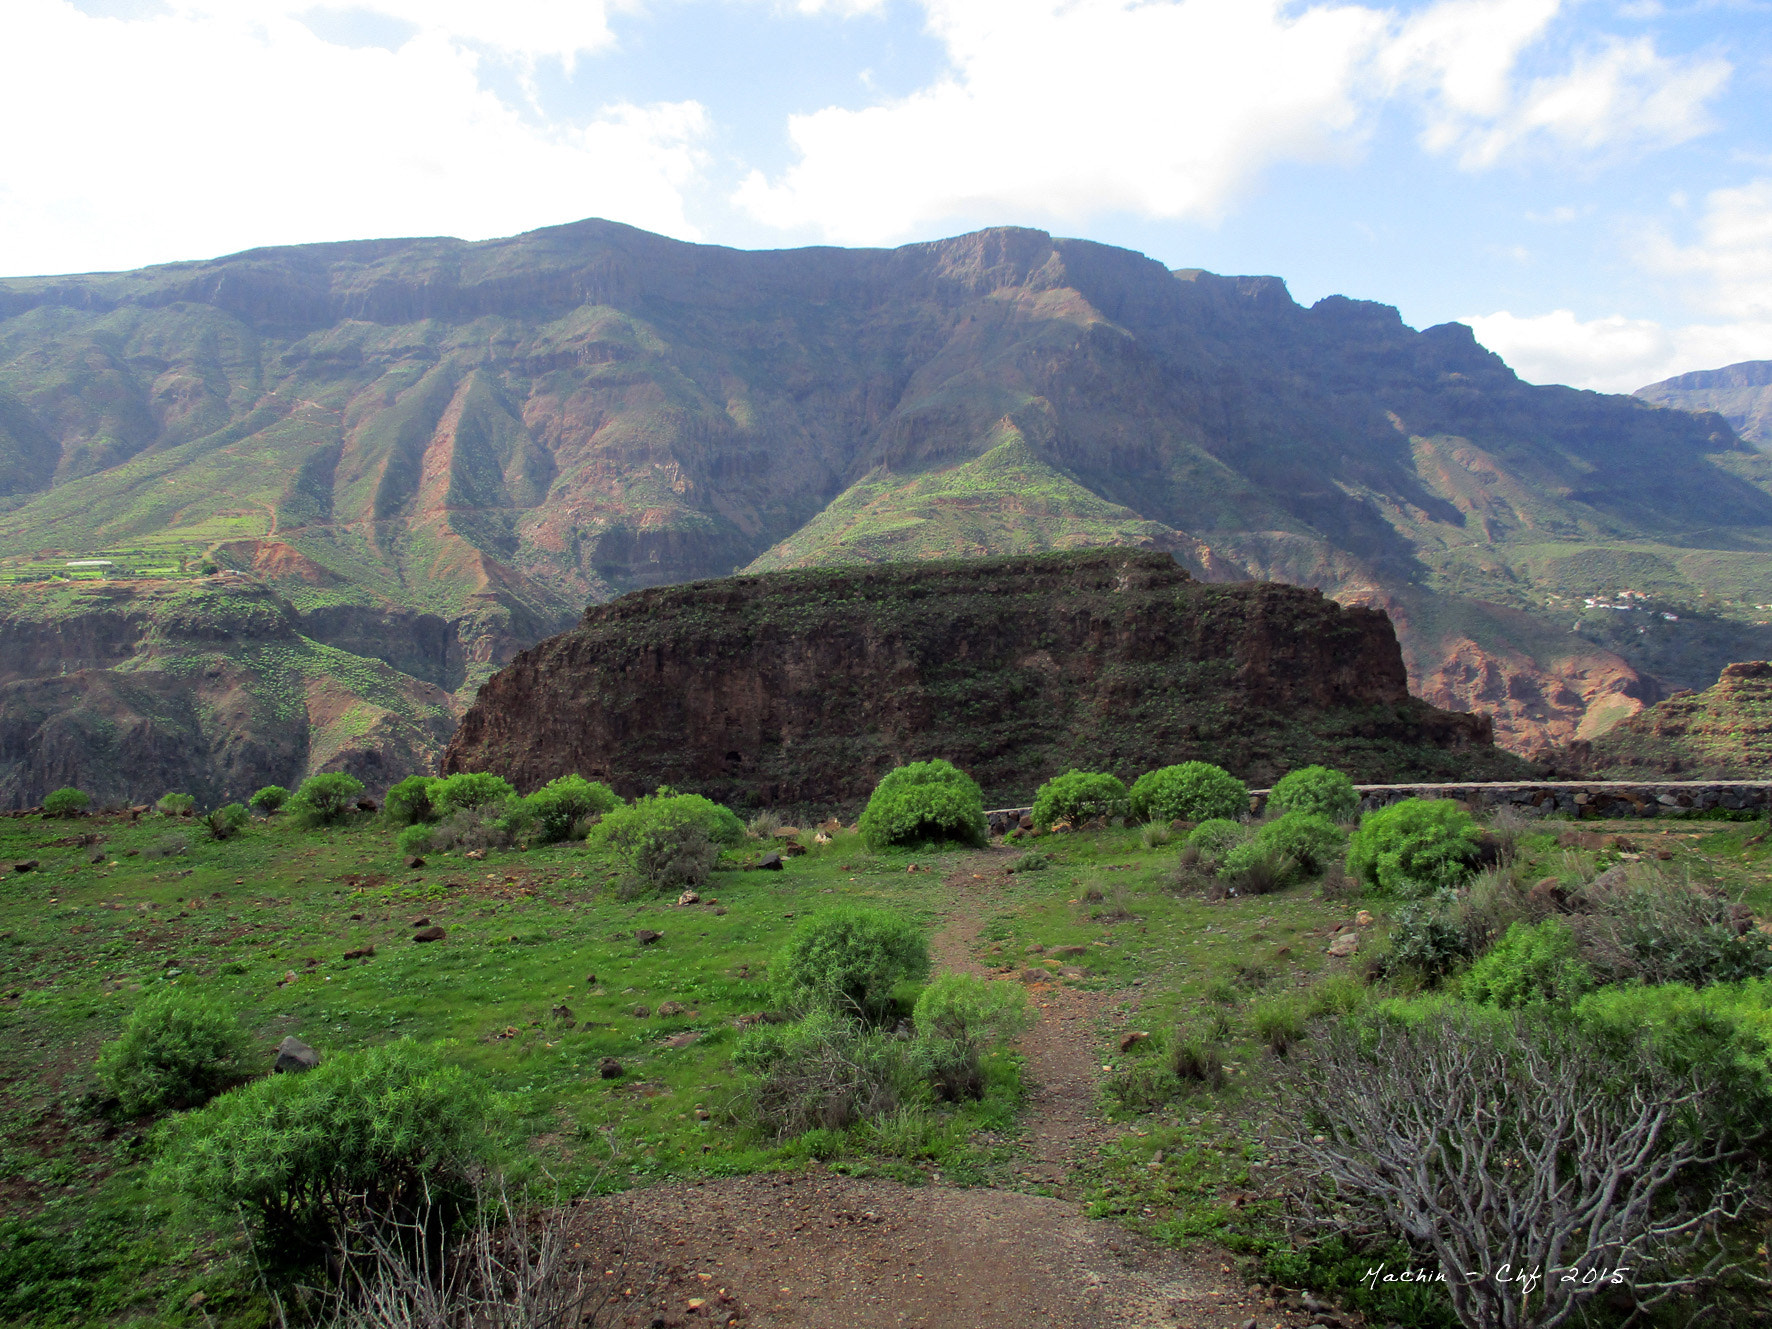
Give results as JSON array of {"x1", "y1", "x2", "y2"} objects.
[{"x1": 443, "y1": 549, "x2": 1531, "y2": 809}]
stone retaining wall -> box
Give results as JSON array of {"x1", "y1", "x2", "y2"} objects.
[{"x1": 985, "y1": 780, "x2": 1772, "y2": 829}]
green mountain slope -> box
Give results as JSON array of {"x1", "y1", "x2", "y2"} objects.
[{"x1": 0, "y1": 220, "x2": 1767, "y2": 802}]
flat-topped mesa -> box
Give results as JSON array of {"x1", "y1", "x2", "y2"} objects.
[{"x1": 442, "y1": 549, "x2": 1534, "y2": 810}]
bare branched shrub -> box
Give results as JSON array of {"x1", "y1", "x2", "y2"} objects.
[
  {"x1": 1487, "y1": 804, "x2": 1535, "y2": 863},
  {"x1": 747, "y1": 809, "x2": 782, "y2": 838},
  {"x1": 323, "y1": 1176, "x2": 637, "y2": 1329},
  {"x1": 1271, "y1": 1011, "x2": 1756, "y2": 1329},
  {"x1": 427, "y1": 806, "x2": 515, "y2": 855},
  {"x1": 729, "y1": 1011, "x2": 914, "y2": 1138},
  {"x1": 1570, "y1": 863, "x2": 1772, "y2": 987}
]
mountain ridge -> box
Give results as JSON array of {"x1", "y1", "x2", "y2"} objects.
[{"x1": 0, "y1": 218, "x2": 1767, "y2": 802}]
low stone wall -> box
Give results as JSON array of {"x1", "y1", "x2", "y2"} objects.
[
  {"x1": 985, "y1": 780, "x2": 1772, "y2": 827},
  {"x1": 1280, "y1": 781, "x2": 1772, "y2": 820}
]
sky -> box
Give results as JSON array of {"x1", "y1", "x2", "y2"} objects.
[{"x1": 1, "y1": 1, "x2": 1769, "y2": 393}]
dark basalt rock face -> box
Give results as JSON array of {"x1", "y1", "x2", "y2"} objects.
[{"x1": 444, "y1": 549, "x2": 1531, "y2": 810}]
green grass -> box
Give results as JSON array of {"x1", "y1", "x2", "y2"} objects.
[{"x1": 1, "y1": 808, "x2": 1768, "y2": 1326}]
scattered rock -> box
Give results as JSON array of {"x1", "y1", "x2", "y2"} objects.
[
  {"x1": 1019, "y1": 968, "x2": 1049, "y2": 984},
  {"x1": 633, "y1": 1005, "x2": 653, "y2": 1018},
  {"x1": 906, "y1": 863, "x2": 920, "y2": 873},
  {"x1": 404, "y1": 855, "x2": 425, "y2": 869},
  {"x1": 1024, "y1": 942, "x2": 1046, "y2": 954},
  {"x1": 551, "y1": 1004, "x2": 574, "y2": 1021},
  {"x1": 1049, "y1": 945, "x2": 1089, "y2": 958},
  {"x1": 753, "y1": 852, "x2": 783, "y2": 871},
  {"x1": 775, "y1": 827, "x2": 803, "y2": 839},
  {"x1": 813, "y1": 831, "x2": 832, "y2": 845},
  {"x1": 413, "y1": 926, "x2": 447, "y2": 943},
  {"x1": 1326, "y1": 932, "x2": 1359, "y2": 958},
  {"x1": 598, "y1": 1057, "x2": 623, "y2": 1079},
  {"x1": 636, "y1": 929, "x2": 663, "y2": 945},
  {"x1": 1355, "y1": 909, "x2": 1374, "y2": 927},
  {"x1": 1528, "y1": 877, "x2": 1572, "y2": 911},
  {"x1": 342, "y1": 945, "x2": 375, "y2": 961},
  {"x1": 464, "y1": 849, "x2": 485, "y2": 861},
  {"x1": 664, "y1": 1031, "x2": 700, "y2": 1048},
  {"x1": 657, "y1": 1000, "x2": 687, "y2": 1017},
  {"x1": 11, "y1": 860, "x2": 37, "y2": 873},
  {"x1": 780, "y1": 842, "x2": 807, "y2": 857},
  {"x1": 274, "y1": 1035, "x2": 320, "y2": 1073},
  {"x1": 585, "y1": 972, "x2": 598, "y2": 985},
  {"x1": 1119, "y1": 1031, "x2": 1150, "y2": 1052},
  {"x1": 676, "y1": 890, "x2": 700, "y2": 906},
  {"x1": 694, "y1": 1107, "x2": 711, "y2": 1120},
  {"x1": 411, "y1": 916, "x2": 431, "y2": 927}
]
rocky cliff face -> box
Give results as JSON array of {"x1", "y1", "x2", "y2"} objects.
[
  {"x1": 0, "y1": 579, "x2": 454, "y2": 807},
  {"x1": 1637, "y1": 360, "x2": 1772, "y2": 448},
  {"x1": 1561, "y1": 660, "x2": 1772, "y2": 779},
  {"x1": 443, "y1": 549, "x2": 1530, "y2": 809}
]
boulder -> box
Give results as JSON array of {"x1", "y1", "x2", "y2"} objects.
[
  {"x1": 632, "y1": 1005, "x2": 652, "y2": 1018},
  {"x1": 412, "y1": 925, "x2": 447, "y2": 943},
  {"x1": 657, "y1": 1000, "x2": 687, "y2": 1017},
  {"x1": 274, "y1": 1035, "x2": 320, "y2": 1073},
  {"x1": 404, "y1": 855, "x2": 425, "y2": 869},
  {"x1": 11, "y1": 860, "x2": 37, "y2": 873},
  {"x1": 676, "y1": 890, "x2": 700, "y2": 906},
  {"x1": 636, "y1": 929, "x2": 663, "y2": 945},
  {"x1": 780, "y1": 843, "x2": 807, "y2": 857},
  {"x1": 598, "y1": 1057, "x2": 623, "y2": 1079},
  {"x1": 1326, "y1": 932, "x2": 1359, "y2": 958},
  {"x1": 1355, "y1": 910, "x2": 1374, "y2": 927},
  {"x1": 753, "y1": 852, "x2": 783, "y2": 871}
]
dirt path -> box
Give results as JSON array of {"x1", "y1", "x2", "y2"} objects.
[
  {"x1": 592, "y1": 851, "x2": 1284, "y2": 1329},
  {"x1": 928, "y1": 851, "x2": 1119, "y2": 1193}
]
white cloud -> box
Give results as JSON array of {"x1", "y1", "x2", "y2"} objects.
[
  {"x1": 1465, "y1": 309, "x2": 1772, "y2": 393},
  {"x1": 737, "y1": 0, "x2": 1390, "y2": 243},
  {"x1": 1645, "y1": 178, "x2": 1772, "y2": 320},
  {"x1": 1424, "y1": 37, "x2": 1729, "y2": 167},
  {"x1": 736, "y1": 0, "x2": 1730, "y2": 243},
  {"x1": 0, "y1": 1, "x2": 707, "y2": 276}
]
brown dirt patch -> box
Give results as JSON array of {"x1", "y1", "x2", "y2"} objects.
[{"x1": 595, "y1": 1170, "x2": 1277, "y2": 1329}]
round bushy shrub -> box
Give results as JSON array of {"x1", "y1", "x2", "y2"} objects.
[
  {"x1": 1186, "y1": 818, "x2": 1249, "y2": 860},
  {"x1": 204, "y1": 803, "x2": 250, "y2": 841},
  {"x1": 431, "y1": 771, "x2": 517, "y2": 816},
  {"x1": 43, "y1": 787, "x2": 90, "y2": 818},
  {"x1": 1031, "y1": 769, "x2": 1127, "y2": 830},
  {"x1": 1129, "y1": 762, "x2": 1248, "y2": 824},
  {"x1": 395, "y1": 823, "x2": 434, "y2": 857},
  {"x1": 155, "y1": 1039, "x2": 499, "y2": 1277},
  {"x1": 1463, "y1": 919, "x2": 1592, "y2": 1008},
  {"x1": 288, "y1": 772, "x2": 365, "y2": 827},
  {"x1": 523, "y1": 774, "x2": 620, "y2": 843},
  {"x1": 1218, "y1": 840, "x2": 1298, "y2": 894},
  {"x1": 248, "y1": 785, "x2": 289, "y2": 814},
  {"x1": 913, "y1": 973, "x2": 1033, "y2": 1050},
  {"x1": 772, "y1": 907, "x2": 931, "y2": 1020},
  {"x1": 1253, "y1": 811, "x2": 1347, "y2": 875},
  {"x1": 591, "y1": 791, "x2": 745, "y2": 893},
  {"x1": 856, "y1": 760, "x2": 987, "y2": 851},
  {"x1": 95, "y1": 988, "x2": 255, "y2": 1116},
  {"x1": 1378, "y1": 898, "x2": 1474, "y2": 983},
  {"x1": 156, "y1": 792, "x2": 196, "y2": 817},
  {"x1": 1345, "y1": 798, "x2": 1482, "y2": 897},
  {"x1": 383, "y1": 775, "x2": 440, "y2": 827},
  {"x1": 1267, "y1": 765, "x2": 1359, "y2": 821}
]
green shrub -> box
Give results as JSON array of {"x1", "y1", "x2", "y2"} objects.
[
  {"x1": 1250, "y1": 993, "x2": 1307, "y2": 1055},
  {"x1": 522, "y1": 774, "x2": 619, "y2": 844},
  {"x1": 731, "y1": 1010, "x2": 916, "y2": 1138},
  {"x1": 1576, "y1": 867, "x2": 1772, "y2": 987},
  {"x1": 431, "y1": 772, "x2": 517, "y2": 816},
  {"x1": 95, "y1": 989, "x2": 255, "y2": 1116},
  {"x1": 913, "y1": 973, "x2": 1032, "y2": 1051},
  {"x1": 1186, "y1": 818, "x2": 1248, "y2": 861},
  {"x1": 155, "y1": 1040, "x2": 499, "y2": 1277},
  {"x1": 248, "y1": 785, "x2": 289, "y2": 814},
  {"x1": 1379, "y1": 897, "x2": 1473, "y2": 984},
  {"x1": 203, "y1": 803, "x2": 250, "y2": 842},
  {"x1": 1030, "y1": 769, "x2": 1127, "y2": 830},
  {"x1": 156, "y1": 792, "x2": 195, "y2": 817},
  {"x1": 1168, "y1": 1027, "x2": 1228, "y2": 1090},
  {"x1": 1128, "y1": 762, "x2": 1248, "y2": 823},
  {"x1": 288, "y1": 772, "x2": 365, "y2": 827},
  {"x1": 1253, "y1": 811, "x2": 1346, "y2": 875},
  {"x1": 1139, "y1": 822, "x2": 1171, "y2": 850},
  {"x1": 383, "y1": 775, "x2": 440, "y2": 827},
  {"x1": 1345, "y1": 798, "x2": 1481, "y2": 896},
  {"x1": 856, "y1": 760, "x2": 987, "y2": 851},
  {"x1": 772, "y1": 907, "x2": 930, "y2": 1021},
  {"x1": 591, "y1": 791, "x2": 745, "y2": 894},
  {"x1": 1267, "y1": 765, "x2": 1359, "y2": 821},
  {"x1": 43, "y1": 787, "x2": 89, "y2": 818},
  {"x1": 1462, "y1": 919, "x2": 1592, "y2": 1008},
  {"x1": 396, "y1": 824, "x2": 434, "y2": 857},
  {"x1": 1218, "y1": 840, "x2": 1296, "y2": 894},
  {"x1": 1005, "y1": 851, "x2": 1050, "y2": 873}
]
